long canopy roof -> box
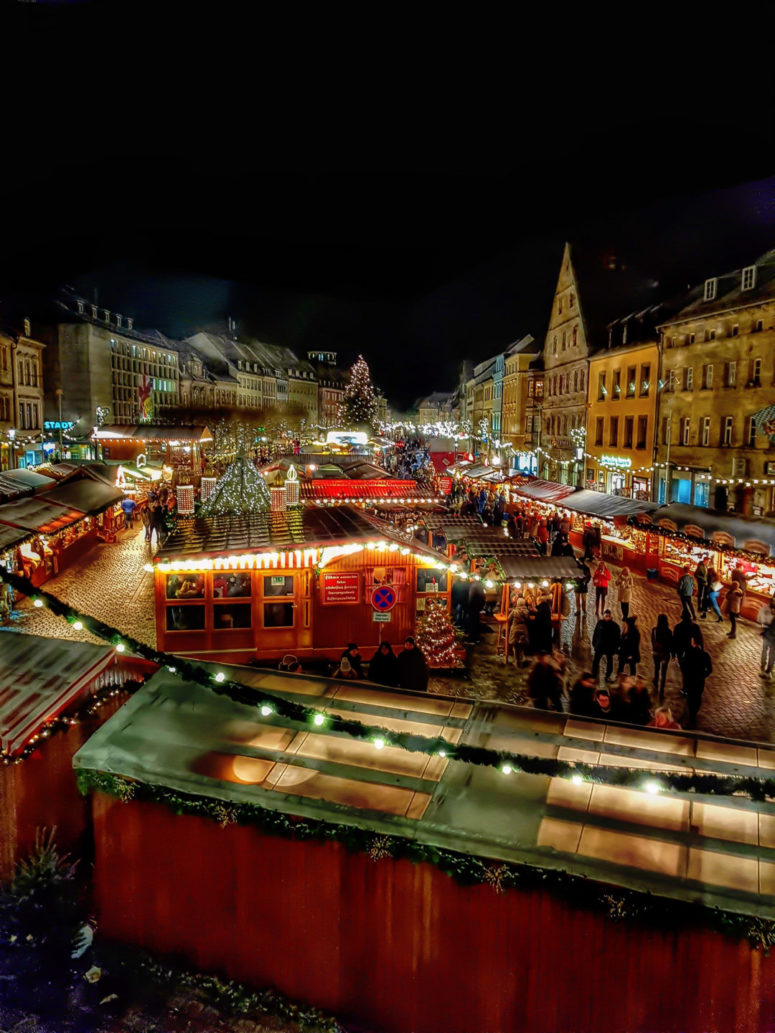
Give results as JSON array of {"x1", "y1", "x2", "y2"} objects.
[
  {"x1": 560, "y1": 490, "x2": 659, "y2": 519},
  {"x1": 642, "y1": 503, "x2": 775, "y2": 555}
]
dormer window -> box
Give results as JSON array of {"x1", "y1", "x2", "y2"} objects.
[
  {"x1": 742, "y1": 266, "x2": 757, "y2": 291},
  {"x1": 704, "y1": 278, "x2": 717, "y2": 302},
  {"x1": 23, "y1": 318, "x2": 30, "y2": 338}
]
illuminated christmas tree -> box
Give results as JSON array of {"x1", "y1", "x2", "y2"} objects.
[
  {"x1": 339, "y1": 354, "x2": 377, "y2": 427},
  {"x1": 415, "y1": 598, "x2": 461, "y2": 668},
  {"x1": 198, "y1": 456, "x2": 271, "y2": 517}
]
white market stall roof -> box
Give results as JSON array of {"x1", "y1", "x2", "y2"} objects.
[
  {"x1": 74, "y1": 666, "x2": 775, "y2": 918},
  {"x1": 511, "y1": 479, "x2": 577, "y2": 503},
  {"x1": 642, "y1": 503, "x2": 775, "y2": 556},
  {"x1": 0, "y1": 633, "x2": 116, "y2": 755},
  {"x1": 92, "y1": 425, "x2": 212, "y2": 443},
  {"x1": 560, "y1": 490, "x2": 659, "y2": 520}
]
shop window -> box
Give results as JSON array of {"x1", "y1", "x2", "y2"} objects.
[
  {"x1": 166, "y1": 605, "x2": 205, "y2": 632},
  {"x1": 214, "y1": 603, "x2": 252, "y2": 630},
  {"x1": 417, "y1": 569, "x2": 448, "y2": 593},
  {"x1": 166, "y1": 574, "x2": 204, "y2": 599},
  {"x1": 264, "y1": 574, "x2": 294, "y2": 596},
  {"x1": 264, "y1": 602, "x2": 294, "y2": 628},
  {"x1": 213, "y1": 572, "x2": 251, "y2": 597}
]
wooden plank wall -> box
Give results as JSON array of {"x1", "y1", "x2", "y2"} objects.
[{"x1": 92, "y1": 795, "x2": 775, "y2": 1033}]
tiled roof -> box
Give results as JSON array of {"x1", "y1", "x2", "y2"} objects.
[
  {"x1": 300, "y1": 480, "x2": 440, "y2": 502},
  {"x1": 92, "y1": 425, "x2": 211, "y2": 442},
  {"x1": 511, "y1": 479, "x2": 577, "y2": 503},
  {"x1": 0, "y1": 497, "x2": 86, "y2": 534}
]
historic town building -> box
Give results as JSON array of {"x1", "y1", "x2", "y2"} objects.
[
  {"x1": 540, "y1": 244, "x2": 590, "y2": 484},
  {"x1": 306, "y1": 351, "x2": 347, "y2": 429},
  {"x1": 655, "y1": 249, "x2": 775, "y2": 516},
  {"x1": 0, "y1": 316, "x2": 46, "y2": 470},
  {"x1": 501, "y1": 334, "x2": 539, "y2": 468}
]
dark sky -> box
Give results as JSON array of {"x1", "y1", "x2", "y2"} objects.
[{"x1": 4, "y1": 5, "x2": 775, "y2": 409}]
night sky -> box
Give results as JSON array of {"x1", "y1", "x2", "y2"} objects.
[{"x1": 4, "y1": 5, "x2": 775, "y2": 409}]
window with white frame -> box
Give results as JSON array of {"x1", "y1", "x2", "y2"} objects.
[
  {"x1": 704, "y1": 278, "x2": 717, "y2": 301},
  {"x1": 731, "y1": 324, "x2": 739, "y2": 336},
  {"x1": 553, "y1": 336, "x2": 558, "y2": 355},
  {"x1": 722, "y1": 416, "x2": 733, "y2": 446},
  {"x1": 681, "y1": 417, "x2": 690, "y2": 446},
  {"x1": 742, "y1": 266, "x2": 757, "y2": 291},
  {"x1": 703, "y1": 364, "x2": 713, "y2": 389},
  {"x1": 726, "y1": 361, "x2": 736, "y2": 387},
  {"x1": 684, "y1": 367, "x2": 694, "y2": 391},
  {"x1": 701, "y1": 416, "x2": 711, "y2": 446},
  {"x1": 753, "y1": 357, "x2": 763, "y2": 385}
]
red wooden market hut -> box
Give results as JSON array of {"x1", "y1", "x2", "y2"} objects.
[
  {"x1": 0, "y1": 633, "x2": 155, "y2": 882},
  {"x1": 75, "y1": 666, "x2": 775, "y2": 1033},
  {"x1": 153, "y1": 506, "x2": 456, "y2": 664}
]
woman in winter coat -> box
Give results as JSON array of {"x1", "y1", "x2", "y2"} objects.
[
  {"x1": 368, "y1": 642, "x2": 400, "y2": 687},
  {"x1": 615, "y1": 566, "x2": 633, "y2": 620},
  {"x1": 705, "y1": 566, "x2": 724, "y2": 621},
  {"x1": 726, "y1": 580, "x2": 743, "y2": 639},
  {"x1": 508, "y1": 597, "x2": 530, "y2": 667},
  {"x1": 592, "y1": 561, "x2": 612, "y2": 618},
  {"x1": 619, "y1": 615, "x2": 641, "y2": 676},
  {"x1": 397, "y1": 637, "x2": 429, "y2": 691},
  {"x1": 650, "y1": 613, "x2": 673, "y2": 702}
]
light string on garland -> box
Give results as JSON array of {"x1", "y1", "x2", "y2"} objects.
[
  {"x1": 1, "y1": 679, "x2": 144, "y2": 765},
  {"x1": 76, "y1": 768, "x2": 775, "y2": 949},
  {"x1": 5, "y1": 567, "x2": 775, "y2": 802}
]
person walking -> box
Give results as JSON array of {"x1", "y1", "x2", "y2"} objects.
[
  {"x1": 574, "y1": 560, "x2": 591, "y2": 617},
  {"x1": 619, "y1": 615, "x2": 641, "y2": 676},
  {"x1": 508, "y1": 596, "x2": 530, "y2": 667},
  {"x1": 705, "y1": 566, "x2": 724, "y2": 622},
  {"x1": 397, "y1": 637, "x2": 429, "y2": 691},
  {"x1": 467, "y1": 580, "x2": 486, "y2": 643},
  {"x1": 140, "y1": 503, "x2": 152, "y2": 542},
  {"x1": 677, "y1": 566, "x2": 696, "y2": 620},
  {"x1": 592, "y1": 609, "x2": 621, "y2": 683},
  {"x1": 592, "y1": 561, "x2": 612, "y2": 618},
  {"x1": 695, "y1": 555, "x2": 709, "y2": 617},
  {"x1": 680, "y1": 637, "x2": 712, "y2": 727},
  {"x1": 120, "y1": 496, "x2": 137, "y2": 529},
  {"x1": 451, "y1": 576, "x2": 469, "y2": 628},
  {"x1": 651, "y1": 614, "x2": 673, "y2": 702},
  {"x1": 760, "y1": 618, "x2": 775, "y2": 681},
  {"x1": 536, "y1": 520, "x2": 549, "y2": 555},
  {"x1": 149, "y1": 502, "x2": 166, "y2": 545},
  {"x1": 526, "y1": 653, "x2": 563, "y2": 713},
  {"x1": 726, "y1": 579, "x2": 743, "y2": 639},
  {"x1": 615, "y1": 566, "x2": 633, "y2": 620}
]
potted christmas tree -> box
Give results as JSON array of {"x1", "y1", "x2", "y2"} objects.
[{"x1": 415, "y1": 597, "x2": 465, "y2": 669}]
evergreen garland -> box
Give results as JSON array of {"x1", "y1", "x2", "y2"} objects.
[
  {"x1": 4, "y1": 566, "x2": 775, "y2": 801},
  {"x1": 76, "y1": 768, "x2": 775, "y2": 950}
]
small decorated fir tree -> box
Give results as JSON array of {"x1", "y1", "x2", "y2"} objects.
[
  {"x1": 198, "y1": 456, "x2": 271, "y2": 517},
  {"x1": 339, "y1": 354, "x2": 377, "y2": 427},
  {"x1": 415, "y1": 597, "x2": 461, "y2": 668}
]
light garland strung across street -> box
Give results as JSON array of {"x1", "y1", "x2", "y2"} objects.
[{"x1": 3, "y1": 566, "x2": 775, "y2": 801}]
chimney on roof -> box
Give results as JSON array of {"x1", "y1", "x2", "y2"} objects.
[{"x1": 127, "y1": 317, "x2": 134, "y2": 331}]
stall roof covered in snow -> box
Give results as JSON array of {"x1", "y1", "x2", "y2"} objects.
[{"x1": 74, "y1": 667, "x2": 775, "y2": 919}]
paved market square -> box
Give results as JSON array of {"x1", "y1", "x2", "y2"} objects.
[{"x1": 5, "y1": 524, "x2": 774, "y2": 743}]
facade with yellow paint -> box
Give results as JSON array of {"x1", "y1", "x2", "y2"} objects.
[{"x1": 586, "y1": 339, "x2": 658, "y2": 498}]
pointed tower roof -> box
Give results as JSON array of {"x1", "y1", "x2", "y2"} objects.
[{"x1": 198, "y1": 456, "x2": 271, "y2": 517}]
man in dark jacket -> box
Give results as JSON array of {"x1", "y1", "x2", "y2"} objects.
[
  {"x1": 526, "y1": 654, "x2": 563, "y2": 712},
  {"x1": 680, "y1": 638, "x2": 712, "y2": 727},
  {"x1": 467, "y1": 580, "x2": 486, "y2": 643},
  {"x1": 672, "y1": 614, "x2": 703, "y2": 662},
  {"x1": 451, "y1": 577, "x2": 469, "y2": 628},
  {"x1": 592, "y1": 610, "x2": 621, "y2": 682},
  {"x1": 397, "y1": 637, "x2": 429, "y2": 691}
]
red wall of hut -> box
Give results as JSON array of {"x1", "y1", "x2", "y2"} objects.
[{"x1": 91, "y1": 795, "x2": 774, "y2": 1033}]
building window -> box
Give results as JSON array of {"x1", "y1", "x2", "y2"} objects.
[
  {"x1": 622, "y1": 322, "x2": 628, "y2": 345},
  {"x1": 681, "y1": 418, "x2": 690, "y2": 446},
  {"x1": 595, "y1": 417, "x2": 604, "y2": 446},
  {"x1": 572, "y1": 326, "x2": 578, "y2": 346},
  {"x1": 624, "y1": 416, "x2": 633, "y2": 448},
  {"x1": 703, "y1": 364, "x2": 714, "y2": 389},
  {"x1": 612, "y1": 368, "x2": 621, "y2": 397},
  {"x1": 755, "y1": 319, "x2": 764, "y2": 333},
  {"x1": 569, "y1": 292, "x2": 575, "y2": 307},
  {"x1": 527, "y1": 380, "x2": 535, "y2": 398},
  {"x1": 709, "y1": 329, "x2": 716, "y2": 340},
  {"x1": 526, "y1": 415, "x2": 533, "y2": 434},
  {"x1": 636, "y1": 416, "x2": 647, "y2": 450},
  {"x1": 752, "y1": 357, "x2": 763, "y2": 386},
  {"x1": 626, "y1": 366, "x2": 636, "y2": 397},
  {"x1": 747, "y1": 416, "x2": 757, "y2": 447},
  {"x1": 562, "y1": 331, "x2": 567, "y2": 351},
  {"x1": 552, "y1": 336, "x2": 558, "y2": 356},
  {"x1": 689, "y1": 333, "x2": 696, "y2": 344},
  {"x1": 732, "y1": 324, "x2": 739, "y2": 337},
  {"x1": 701, "y1": 416, "x2": 710, "y2": 446},
  {"x1": 726, "y1": 361, "x2": 736, "y2": 387},
  {"x1": 598, "y1": 372, "x2": 606, "y2": 400},
  {"x1": 609, "y1": 416, "x2": 619, "y2": 447},
  {"x1": 704, "y1": 278, "x2": 717, "y2": 301},
  {"x1": 684, "y1": 367, "x2": 694, "y2": 391},
  {"x1": 578, "y1": 370, "x2": 584, "y2": 394},
  {"x1": 742, "y1": 266, "x2": 757, "y2": 291},
  {"x1": 722, "y1": 416, "x2": 733, "y2": 446},
  {"x1": 640, "y1": 364, "x2": 650, "y2": 395}
]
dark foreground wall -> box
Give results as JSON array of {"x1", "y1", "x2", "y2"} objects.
[{"x1": 92, "y1": 795, "x2": 775, "y2": 1033}]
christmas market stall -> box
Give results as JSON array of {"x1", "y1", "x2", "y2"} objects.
[
  {"x1": 91, "y1": 425, "x2": 212, "y2": 486},
  {"x1": 631, "y1": 502, "x2": 775, "y2": 619},
  {"x1": 75, "y1": 665, "x2": 775, "y2": 1033},
  {"x1": 153, "y1": 458, "x2": 456, "y2": 664},
  {"x1": 0, "y1": 633, "x2": 155, "y2": 882},
  {"x1": 558, "y1": 490, "x2": 660, "y2": 572}
]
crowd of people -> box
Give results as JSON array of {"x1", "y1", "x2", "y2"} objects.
[{"x1": 282, "y1": 639, "x2": 431, "y2": 692}]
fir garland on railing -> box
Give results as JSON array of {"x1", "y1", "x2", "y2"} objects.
[
  {"x1": 76, "y1": 768, "x2": 775, "y2": 950},
  {"x1": 6, "y1": 567, "x2": 775, "y2": 802}
]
